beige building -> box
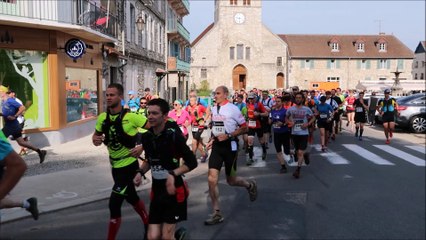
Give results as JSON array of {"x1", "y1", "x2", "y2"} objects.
[
  {"x1": 190, "y1": 0, "x2": 288, "y2": 92},
  {"x1": 191, "y1": 0, "x2": 415, "y2": 93},
  {"x1": 412, "y1": 41, "x2": 426, "y2": 80}
]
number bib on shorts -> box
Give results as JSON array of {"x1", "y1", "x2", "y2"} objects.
[
  {"x1": 320, "y1": 113, "x2": 328, "y2": 119},
  {"x1": 150, "y1": 159, "x2": 168, "y2": 180},
  {"x1": 191, "y1": 125, "x2": 199, "y2": 132},
  {"x1": 356, "y1": 107, "x2": 363, "y2": 113},
  {"x1": 293, "y1": 120, "x2": 304, "y2": 132}
]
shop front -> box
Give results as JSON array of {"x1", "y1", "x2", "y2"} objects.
[{"x1": 0, "y1": 25, "x2": 104, "y2": 146}]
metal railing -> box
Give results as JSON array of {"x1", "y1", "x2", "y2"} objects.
[{"x1": 0, "y1": 0, "x2": 119, "y2": 39}]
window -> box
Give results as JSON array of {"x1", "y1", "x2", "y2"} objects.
[
  {"x1": 328, "y1": 59, "x2": 337, "y2": 69},
  {"x1": 379, "y1": 43, "x2": 386, "y2": 52},
  {"x1": 245, "y1": 47, "x2": 250, "y2": 60},
  {"x1": 421, "y1": 73, "x2": 424, "y2": 80},
  {"x1": 422, "y1": 61, "x2": 425, "y2": 67},
  {"x1": 130, "y1": 4, "x2": 135, "y2": 43},
  {"x1": 397, "y1": 59, "x2": 404, "y2": 69},
  {"x1": 361, "y1": 60, "x2": 367, "y2": 70},
  {"x1": 65, "y1": 68, "x2": 98, "y2": 123},
  {"x1": 415, "y1": 73, "x2": 418, "y2": 80},
  {"x1": 378, "y1": 59, "x2": 388, "y2": 69},
  {"x1": 304, "y1": 59, "x2": 313, "y2": 69},
  {"x1": 230, "y1": 47, "x2": 235, "y2": 60},
  {"x1": 379, "y1": 77, "x2": 387, "y2": 81},
  {"x1": 312, "y1": 83, "x2": 319, "y2": 88},
  {"x1": 331, "y1": 42, "x2": 339, "y2": 52},
  {"x1": 276, "y1": 57, "x2": 283, "y2": 66},
  {"x1": 237, "y1": 44, "x2": 244, "y2": 60},
  {"x1": 415, "y1": 61, "x2": 418, "y2": 68},
  {"x1": 243, "y1": 0, "x2": 251, "y2": 5},
  {"x1": 230, "y1": 0, "x2": 237, "y2": 5},
  {"x1": 327, "y1": 77, "x2": 340, "y2": 82},
  {"x1": 357, "y1": 43, "x2": 365, "y2": 52},
  {"x1": 1, "y1": 0, "x2": 16, "y2": 3},
  {"x1": 201, "y1": 68, "x2": 207, "y2": 79}
]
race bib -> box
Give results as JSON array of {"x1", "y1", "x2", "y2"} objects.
[
  {"x1": 356, "y1": 107, "x2": 363, "y2": 112},
  {"x1": 231, "y1": 141, "x2": 237, "y2": 151},
  {"x1": 192, "y1": 126, "x2": 199, "y2": 132},
  {"x1": 248, "y1": 120, "x2": 257, "y2": 128},
  {"x1": 150, "y1": 159, "x2": 168, "y2": 180},
  {"x1": 212, "y1": 121, "x2": 225, "y2": 136},
  {"x1": 130, "y1": 107, "x2": 137, "y2": 112},
  {"x1": 273, "y1": 122, "x2": 281, "y2": 128},
  {"x1": 293, "y1": 120, "x2": 304, "y2": 132},
  {"x1": 320, "y1": 113, "x2": 328, "y2": 119}
]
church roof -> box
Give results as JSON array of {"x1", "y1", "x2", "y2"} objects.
[
  {"x1": 278, "y1": 34, "x2": 414, "y2": 59},
  {"x1": 414, "y1": 41, "x2": 426, "y2": 54},
  {"x1": 191, "y1": 23, "x2": 215, "y2": 47}
]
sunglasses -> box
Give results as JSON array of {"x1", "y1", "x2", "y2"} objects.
[{"x1": 140, "y1": 102, "x2": 147, "y2": 104}]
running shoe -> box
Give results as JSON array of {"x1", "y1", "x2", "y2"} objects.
[
  {"x1": 293, "y1": 168, "x2": 300, "y2": 179},
  {"x1": 303, "y1": 152, "x2": 310, "y2": 165},
  {"x1": 26, "y1": 197, "x2": 39, "y2": 220},
  {"x1": 175, "y1": 227, "x2": 187, "y2": 240},
  {"x1": 38, "y1": 150, "x2": 47, "y2": 164},
  {"x1": 204, "y1": 212, "x2": 224, "y2": 225},
  {"x1": 247, "y1": 179, "x2": 257, "y2": 201},
  {"x1": 389, "y1": 131, "x2": 393, "y2": 138},
  {"x1": 385, "y1": 139, "x2": 390, "y2": 144},
  {"x1": 200, "y1": 154, "x2": 208, "y2": 163}
]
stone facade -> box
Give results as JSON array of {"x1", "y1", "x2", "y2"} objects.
[{"x1": 190, "y1": 0, "x2": 288, "y2": 92}]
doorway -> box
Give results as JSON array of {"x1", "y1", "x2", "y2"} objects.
[{"x1": 232, "y1": 64, "x2": 247, "y2": 90}]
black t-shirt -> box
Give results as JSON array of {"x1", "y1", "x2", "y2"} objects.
[{"x1": 354, "y1": 99, "x2": 368, "y2": 114}]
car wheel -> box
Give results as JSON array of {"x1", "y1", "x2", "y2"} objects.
[{"x1": 410, "y1": 115, "x2": 426, "y2": 133}]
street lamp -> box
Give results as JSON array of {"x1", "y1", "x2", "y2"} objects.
[{"x1": 136, "y1": 15, "x2": 145, "y2": 32}]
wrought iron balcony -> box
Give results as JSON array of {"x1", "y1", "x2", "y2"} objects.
[{"x1": 0, "y1": 0, "x2": 119, "y2": 41}]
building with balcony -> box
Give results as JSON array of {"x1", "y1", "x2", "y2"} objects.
[
  {"x1": 166, "y1": 0, "x2": 191, "y2": 102},
  {"x1": 0, "y1": 0, "x2": 120, "y2": 145},
  {"x1": 119, "y1": 0, "x2": 167, "y2": 101}
]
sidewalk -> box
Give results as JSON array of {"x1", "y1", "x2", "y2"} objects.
[{"x1": 1, "y1": 134, "x2": 210, "y2": 223}]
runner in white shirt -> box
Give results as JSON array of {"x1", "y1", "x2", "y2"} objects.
[
  {"x1": 286, "y1": 92, "x2": 316, "y2": 179},
  {"x1": 204, "y1": 85, "x2": 257, "y2": 226}
]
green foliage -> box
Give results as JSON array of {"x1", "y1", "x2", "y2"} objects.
[{"x1": 197, "y1": 80, "x2": 211, "y2": 96}]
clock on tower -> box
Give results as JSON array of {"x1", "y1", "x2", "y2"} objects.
[{"x1": 234, "y1": 13, "x2": 245, "y2": 24}]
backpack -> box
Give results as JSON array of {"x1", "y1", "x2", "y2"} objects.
[{"x1": 101, "y1": 108, "x2": 139, "y2": 149}]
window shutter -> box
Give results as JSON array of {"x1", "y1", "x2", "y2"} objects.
[
  {"x1": 311, "y1": 60, "x2": 315, "y2": 69},
  {"x1": 357, "y1": 60, "x2": 361, "y2": 69},
  {"x1": 377, "y1": 60, "x2": 380, "y2": 69},
  {"x1": 336, "y1": 60, "x2": 340, "y2": 69},
  {"x1": 367, "y1": 60, "x2": 371, "y2": 69},
  {"x1": 327, "y1": 60, "x2": 331, "y2": 69},
  {"x1": 397, "y1": 59, "x2": 403, "y2": 69}
]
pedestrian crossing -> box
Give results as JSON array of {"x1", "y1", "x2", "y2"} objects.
[{"x1": 311, "y1": 144, "x2": 425, "y2": 167}]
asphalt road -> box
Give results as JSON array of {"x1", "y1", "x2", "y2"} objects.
[{"x1": 1, "y1": 125, "x2": 425, "y2": 240}]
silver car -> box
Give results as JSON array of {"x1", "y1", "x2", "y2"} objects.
[{"x1": 395, "y1": 93, "x2": 426, "y2": 133}]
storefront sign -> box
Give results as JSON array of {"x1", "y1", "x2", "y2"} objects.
[{"x1": 65, "y1": 38, "x2": 86, "y2": 60}]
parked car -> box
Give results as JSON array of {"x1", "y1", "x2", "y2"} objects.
[{"x1": 394, "y1": 93, "x2": 426, "y2": 133}]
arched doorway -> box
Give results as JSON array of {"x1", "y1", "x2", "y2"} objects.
[
  {"x1": 276, "y1": 72, "x2": 285, "y2": 89},
  {"x1": 232, "y1": 64, "x2": 247, "y2": 90}
]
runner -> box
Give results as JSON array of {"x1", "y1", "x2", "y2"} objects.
[
  {"x1": 260, "y1": 90, "x2": 274, "y2": 149},
  {"x1": 234, "y1": 94, "x2": 248, "y2": 153},
  {"x1": 186, "y1": 96, "x2": 208, "y2": 163},
  {"x1": 377, "y1": 89, "x2": 399, "y2": 144},
  {"x1": 269, "y1": 96, "x2": 290, "y2": 173},
  {"x1": 245, "y1": 92, "x2": 268, "y2": 165},
  {"x1": 0, "y1": 85, "x2": 47, "y2": 164},
  {"x1": 204, "y1": 85, "x2": 257, "y2": 225},
  {"x1": 92, "y1": 83, "x2": 149, "y2": 240},
  {"x1": 134, "y1": 98, "x2": 197, "y2": 240},
  {"x1": 168, "y1": 100, "x2": 191, "y2": 140},
  {"x1": 315, "y1": 96, "x2": 334, "y2": 151},
  {"x1": 286, "y1": 92, "x2": 316, "y2": 179},
  {"x1": 345, "y1": 90, "x2": 357, "y2": 131},
  {"x1": 354, "y1": 92, "x2": 369, "y2": 141}
]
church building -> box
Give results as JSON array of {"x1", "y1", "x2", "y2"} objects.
[{"x1": 190, "y1": 0, "x2": 414, "y2": 92}]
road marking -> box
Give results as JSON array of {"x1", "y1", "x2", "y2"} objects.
[
  {"x1": 313, "y1": 144, "x2": 350, "y2": 164},
  {"x1": 405, "y1": 145, "x2": 426, "y2": 155},
  {"x1": 342, "y1": 144, "x2": 394, "y2": 165},
  {"x1": 374, "y1": 145, "x2": 426, "y2": 167}
]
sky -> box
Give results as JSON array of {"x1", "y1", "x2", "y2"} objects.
[{"x1": 185, "y1": 0, "x2": 425, "y2": 51}]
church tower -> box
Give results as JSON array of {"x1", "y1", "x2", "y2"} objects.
[{"x1": 191, "y1": 0, "x2": 288, "y2": 91}]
